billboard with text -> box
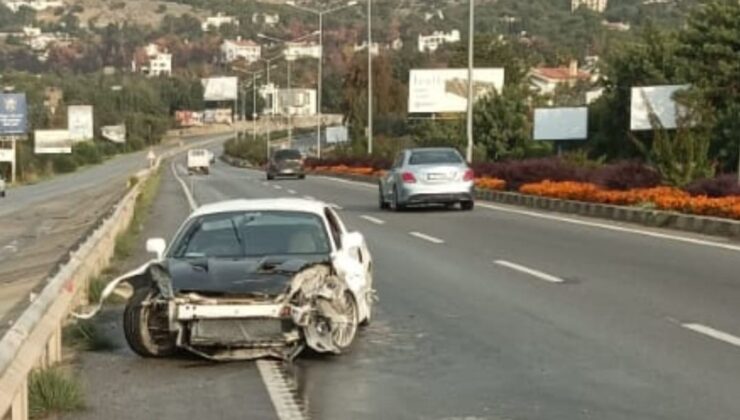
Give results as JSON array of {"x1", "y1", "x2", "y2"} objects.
[
  {"x1": 408, "y1": 68, "x2": 504, "y2": 113},
  {"x1": 68, "y1": 105, "x2": 94, "y2": 141},
  {"x1": 0, "y1": 94, "x2": 28, "y2": 135},
  {"x1": 202, "y1": 77, "x2": 238, "y2": 101},
  {"x1": 35, "y1": 130, "x2": 72, "y2": 154}
]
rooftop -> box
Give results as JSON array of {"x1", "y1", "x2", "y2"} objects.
[{"x1": 192, "y1": 199, "x2": 328, "y2": 218}]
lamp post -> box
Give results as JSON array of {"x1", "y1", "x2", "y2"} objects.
[
  {"x1": 466, "y1": 0, "x2": 475, "y2": 163},
  {"x1": 285, "y1": 0, "x2": 359, "y2": 158},
  {"x1": 367, "y1": 0, "x2": 373, "y2": 155}
]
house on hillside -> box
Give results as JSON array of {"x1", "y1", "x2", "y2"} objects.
[
  {"x1": 131, "y1": 43, "x2": 172, "y2": 77},
  {"x1": 418, "y1": 30, "x2": 460, "y2": 53},
  {"x1": 201, "y1": 13, "x2": 239, "y2": 32},
  {"x1": 3, "y1": 0, "x2": 63, "y2": 12},
  {"x1": 221, "y1": 37, "x2": 261, "y2": 63},
  {"x1": 571, "y1": 0, "x2": 608, "y2": 13},
  {"x1": 353, "y1": 41, "x2": 380, "y2": 56},
  {"x1": 259, "y1": 83, "x2": 316, "y2": 117},
  {"x1": 530, "y1": 60, "x2": 593, "y2": 95},
  {"x1": 252, "y1": 12, "x2": 280, "y2": 26},
  {"x1": 283, "y1": 42, "x2": 321, "y2": 61}
]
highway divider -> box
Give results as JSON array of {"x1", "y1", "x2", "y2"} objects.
[{"x1": 0, "y1": 133, "x2": 232, "y2": 420}]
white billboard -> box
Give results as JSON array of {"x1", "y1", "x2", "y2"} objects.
[
  {"x1": 68, "y1": 105, "x2": 94, "y2": 142},
  {"x1": 630, "y1": 85, "x2": 689, "y2": 131},
  {"x1": 408, "y1": 68, "x2": 505, "y2": 113},
  {"x1": 0, "y1": 148, "x2": 14, "y2": 163},
  {"x1": 35, "y1": 129, "x2": 73, "y2": 154},
  {"x1": 101, "y1": 125, "x2": 126, "y2": 143},
  {"x1": 202, "y1": 77, "x2": 238, "y2": 101},
  {"x1": 326, "y1": 126, "x2": 348, "y2": 144},
  {"x1": 533, "y1": 107, "x2": 588, "y2": 141}
]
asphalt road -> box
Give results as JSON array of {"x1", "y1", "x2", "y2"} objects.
[{"x1": 73, "y1": 147, "x2": 740, "y2": 420}]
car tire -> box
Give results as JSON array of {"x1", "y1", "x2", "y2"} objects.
[
  {"x1": 0, "y1": 191, "x2": 5, "y2": 198},
  {"x1": 298, "y1": 174, "x2": 306, "y2": 180},
  {"x1": 332, "y1": 292, "x2": 359, "y2": 352},
  {"x1": 461, "y1": 200, "x2": 475, "y2": 211},
  {"x1": 266, "y1": 173, "x2": 274, "y2": 180},
  {"x1": 391, "y1": 187, "x2": 405, "y2": 212},
  {"x1": 378, "y1": 184, "x2": 389, "y2": 210},
  {"x1": 123, "y1": 288, "x2": 176, "y2": 358}
]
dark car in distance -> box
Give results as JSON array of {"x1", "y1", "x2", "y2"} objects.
[{"x1": 267, "y1": 149, "x2": 305, "y2": 180}]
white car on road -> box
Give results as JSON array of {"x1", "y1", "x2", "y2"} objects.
[{"x1": 92, "y1": 199, "x2": 375, "y2": 361}]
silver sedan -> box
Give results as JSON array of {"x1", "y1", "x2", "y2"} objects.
[{"x1": 378, "y1": 148, "x2": 475, "y2": 211}]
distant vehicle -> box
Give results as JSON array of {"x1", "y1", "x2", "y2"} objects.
[
  {"x1": 0, "y1": 176, "x2": 6, "y2": 198},
  {"x1": 267, "y1": 149, "x2": 305, "y2": 180},
  {"x1": 378, "y1": 147, "x2": 475, "y2": 211},
  {"x1": 93, "y1": 198, "x2": 375, "y2": 361},
  {"x1": 187, "y1": 149, "x2": 210, "y2": 175},
  {"x1": 207, "y1": 150, "x2": 216, "y2": 164}
]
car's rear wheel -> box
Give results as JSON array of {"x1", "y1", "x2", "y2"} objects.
[
  {"x1": 391, "y1": 187, "x2": 405, "y2": 212},
  {"x1": 378, "y1": 184, "x2": 389, "y2": 210},
  {"x1": 461, "y1": 200, "x2": 475, "y2": 211},
  {"x1": 123, "y1": 288, "x2": 176, "y2": 358}
]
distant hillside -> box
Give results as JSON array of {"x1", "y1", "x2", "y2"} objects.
[{"x1": 35, "y1": 0, "x2": 207, "y2": 29}]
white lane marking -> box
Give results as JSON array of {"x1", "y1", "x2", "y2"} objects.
[
  {"x1": 330, "y1": 203, "x2": 343, "y2": 210},
  {"x1": 303, "y1": 195, "x2": 316, "y2": 201},
  {"x1": 682, "y1": 323, "x2": 740, "y2": 348},
  {"x1": 409, "y1": 232, "x2": 445, "y2": 244},
  {"x1": 478, "y1": 203, "x2": 740, "y2": 253},
  {"x1": 314, "y1": 176, "x2": 375, "y2": 189},
  {"x1": 171, "y1": 163, "x2": 198, "y2": 210},
  {"x1": 287, "y1": 189, "x2": 297, "y2": 195},
  {"x1": 257, "y1": 360, "x2": 307, "y2": 420},
  {"x1": 273, "y1": 185, "x2": 283, "y2": 190},
  {"x1": 360, "y1": 215, "x2": 385, "y2": 225},
  {"x1": 494, "y1": 260, "x2": 564, "y2": 284}
]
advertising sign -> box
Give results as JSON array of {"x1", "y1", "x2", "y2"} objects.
[
  {"x1": 325, "y1": 126, "x2": 348, "y2": 144},
  {"x1": 34, "y1": 130, "x2": 73, "y2": 154},
  {"x1": 0, "y1": 148, "x2": 14, "y2": 163},
  {"x1": 175, "y1": 111, "x2": 204, "y2": 127},
  {"x1": 630, "y1": 85, "x2": 689, "y2": 131},
  {"x1": 0, "y1": 93, "x2": 28, "y2": 135},
  {"x1": 203, "y1": 109, "x2": 232, "y2": 124},
  {"x1": 101, "y1": 125, "x2": 126, "y2": 143},
  {"x1": 68, "y1": 105, "x2": 94, "y2": 142},
  {"x1": 408, "y1": 68, "x2": 505, "y2": 113},
  {"x1": 533, "y1": 107, "x2": 588, "y2": 141},
  {"x1": 201, "y1": 77, "x2": 238, "y2": 101}
]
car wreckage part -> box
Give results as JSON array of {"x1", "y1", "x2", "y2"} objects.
[{"x1": 123, "y1": 288, "x2": 177, "y2": 358}]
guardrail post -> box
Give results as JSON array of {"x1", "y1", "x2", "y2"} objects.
[
  {"x1": 46, "y1": 326, "x2": 62, "y2": 366},
  {"x1": 9, "y1": 378, "x2": 27, "y2": 420}
]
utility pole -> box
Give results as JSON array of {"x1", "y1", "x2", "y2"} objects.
[
  {"x1": 466, "y1": 0, "x2": 475, "y2": 163},
  {"x1": 367, "y1": 0, "x2": 373, "y2": 155},
  {"x1": 253, "y1": 72, "x2": 258, "y2": 142},
  {"x1": 287, "y1": 58, "x2": 293, "y2": 148}
]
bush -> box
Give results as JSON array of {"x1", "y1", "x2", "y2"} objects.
[
  {"x1": 29, "y1": 367, "x2": 85, "y2": 418},
  {"x1": 686, "y1": 174, "x2": 740, "y2": 197},
  {"x1": 72, "y1": 142, "x2": 103, "y2": 166},
  {"x1": 473, "y1": 158, "x2": 589, "y2": 190},
  {"x1": 591, "y1": 161, "x2": 662, "y2": 191},
  {"x1": 51, "y1": 156, "x2": 78, "y2": 173}
]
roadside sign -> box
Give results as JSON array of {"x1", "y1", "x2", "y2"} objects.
[{"x1": 0, "y1": 93, "x2": 28, "y2": 135}]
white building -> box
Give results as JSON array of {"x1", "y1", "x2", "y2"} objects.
[
  {"x1": 353, "y1": 41, "x2": 380, "y2": 56},
  {"x1": 259, "y1": 83, "x2": 317, "y2": 117},
  {"x1": 418, "y1": 30, "x2": 460, "y2": 53},
  {"x1": 529, "y1": 60, "x2": 592, "y2": 95},
  {"x1": 283, "y1": 42, "x2": 321, "y2": 61},
  {"x1": 3, "y1": 0, "x2": 63, "y2": 12},
  {"x1": 201, "y1": 13, "x2": 239, "y2": 32},
  {"x1": 571, "y1": 0, "x2": 608, "y2": 13},
  {"x1": 602, "y1": 20, "x2": 630, "y2": 31},
  {"x1": 221, "y1": 38, "x2": 261, "y2": 63},
  {"x1": 252, "y1": 12, "x2": 280, "y2": 26},
  {"x1": 132, "y1": 43, "x2": 172, "y2": 77}
]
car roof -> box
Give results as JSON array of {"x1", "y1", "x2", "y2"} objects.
[
  {"x1": 406, "y1": 147, "x2": 460, "y2": 154},
  {"x1": 191, "y1": 198, "x2": 328, "y2": 219}
]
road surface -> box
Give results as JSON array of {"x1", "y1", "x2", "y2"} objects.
[{"x1": 71, "y1": 146, "x2": 740, "y2": 420}]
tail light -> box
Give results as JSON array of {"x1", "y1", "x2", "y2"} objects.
[
  {"x1": 463, "y1": 169, "x2": 474, "y2": 182},
  {"x1": 401, "y1": 172, "x2": 416, "y2": 183}
]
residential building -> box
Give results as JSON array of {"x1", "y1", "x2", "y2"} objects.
[
  {"x1": 418, "y1": 30, "x2": 461, "y2": 53},
  {"x1": 571, "y1": 0, "x2": 608, "y2": 13},
  {"x1": 259, "y1": 84, "x2": 317, "y2": 117},
  {"x1": 131, "y1": 43, "x2": 172, "y2": 77},
  {"x1": 3, "y1": 0, "x2": 63, "y2": 12},
  {"x1": 530, "y1": 60, "x2": 592, "y2": 95},
  {"x1": 221, "y1": 37, "x2": 261, "y2": 63},
  {"x1": 252, "y1": 12, "x2": 280, "y2": 26},
  {"x1": 283, "y1": 42, "x2": 321, "y2": 61},
  {"x1": 602, "y1": 20, "x2": 631, "y2": 31},
  {"x1": 353, "y1": 41, "x2": 380, "y2": 57},
  {"x1": 390, "y1": 38, "x2": 403, "y2": 51},
  {"x1": 201, "y1": 13, "x2": 238, "y2": 32},
  {"x1": 19, "y1": 26, "x2": 72, "y2": 61}
]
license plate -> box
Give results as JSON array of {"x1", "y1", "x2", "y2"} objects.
[{"x1": 427, "y1": 173, "x2": 446, "y2": 180}]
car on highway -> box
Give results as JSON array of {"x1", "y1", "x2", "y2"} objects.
[
  {"x1": 94, "y1": 198, "x2": 375, "y2": 361},
  {"x1": 0, "y1": 176, "x2": 5, "y2": 198},
  {"x1": 207, "y1": 150, "x2": 216, "y2": 164},
  {"x1": 379, "y1": 147, "x2": 475, "y2": 211},
  {"x1": 187, "y1": 149, "x2": 210, "y2": 175},
  {"x1": 266, "y1": 148, "x2": 306, "y2": 180}
]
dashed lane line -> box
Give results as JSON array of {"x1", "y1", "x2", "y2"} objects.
[
  {"x1": 682, "y1": 323, "x2": 740, "y2": 348},
  {"x1": 409, "y1": 232, "x2": 445, "y2": 244},
  {"x1": 360, "y1": 215, "x2": 385, "y2": 225},
  {"x1": 494, "y1": 260, "x2": 564, "y2": 284}
]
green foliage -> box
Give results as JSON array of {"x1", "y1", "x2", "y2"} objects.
[
  {"x1": 29, "y1": 368, "x2": 85, "y2": 419},
  {"x1": 224, "y1": 134, "x2": 268, "y2": 166},
  {"x1": 62, "y1": 319, "x2": 116, "y2": 352}
]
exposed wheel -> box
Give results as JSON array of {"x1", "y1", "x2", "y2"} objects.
[
  {"x1": 123, "y1": 288, "x2": 176, "y2": 358},
  {"x1": 461, "y1": 200, "x2": 474, "y2": 211},
  {"x1": 391, "y1": 187, "x2": 405, "y2": 212},
  {"x1": 378, "y1": 184, "x2": 389, "y2": 210},
  {"x1": 331, "y1": 292, "x2": 359, "y2": 351},
  {"x1": 266, "y1": 173, "x2": 274, "y2": 180}
]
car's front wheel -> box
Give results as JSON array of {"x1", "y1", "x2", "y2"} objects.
[
  {"x1": 123, "y1": 288, "x2": 176, "y2": 358},
  {"x1": 331, "y1": 292, "x2": 359, "y2": 351},
  {"x1": 461, "y1": 200, "x2": 475, "y2": 211}
]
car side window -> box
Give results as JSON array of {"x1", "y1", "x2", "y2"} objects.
[
  {"x1": 392, "y1": 152, "x2": 405, "y2": 169},
  {"x1": 324, "y1": 208, "x2": 343, "y2": 249}
]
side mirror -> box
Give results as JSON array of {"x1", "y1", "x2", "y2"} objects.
[
  {"x1": 341, "y1": 231, "x2": 364, "y2": 251},
  {"x1": 146, "y1": 238, "x2": 167, "y2": 260}
]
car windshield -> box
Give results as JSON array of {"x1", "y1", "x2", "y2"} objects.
[
  {"x1": 408, "y1": 150, "x2": 463, "y2": 165},
  {"x1": 274, "y1": 150, "x2": 302, "y2": 160},
  {"x1": 170, "y1": 211, "x2": 331, "y2": 258}
]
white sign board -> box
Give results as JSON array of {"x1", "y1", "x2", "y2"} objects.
[
  {"x1": 68, "y1": 105, "x2": 94, "y2": 142},
  {"x1": 534, "y1": 107, "x2": 589, "y2": 141},
  {"x1": 408, "y1": 68, "x2": 505, "y2": 113},
  {"x1": 326, "y1": 126, "x2": 348, "y2": 144},
  {"x1": 35, "y1": 129, "x2": 72, "y2": 154},
  {"x1": 630, "y1": 85, "x2": 689, "y2": 131},
  {"x1": 202, "y1": 77, "x2": 238, "y2": 101},
  {"x1": 0, "y1": 148, "x2": 14, "y2": 163},
  {"x1": 101, "y1": 125, "x2": 126, "y2": 143}
]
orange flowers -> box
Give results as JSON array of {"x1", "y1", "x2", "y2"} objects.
[
  {"x1": 519, "y1": 181, "x2": 740, "y2": 219},
  {"x1": 475, "y1": 177, "x2": 507, "y2": 191}
]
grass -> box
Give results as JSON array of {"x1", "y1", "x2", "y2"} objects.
[
  {"x1": 62, "y1": 320, "x2": 117, "y2": 352},
  {"x1": 28, "y1": 367, "x2": 85, "y2": 419}
]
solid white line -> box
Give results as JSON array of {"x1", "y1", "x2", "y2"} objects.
[
  {"x1": 409, "y1": 232, "x2": 445, "y2": 244},
  {"x1": 478, "y1": 202, "x2": 740, "y2": 253},
  {"x1": 682, "y1": 323, "x2": 740, "y2": 348},
  {"x1": 360, "y1": 215, "x2": 385, "y2": 225},
  {"x1": 314, "y1": 175, "x2": 376, "y2": 189},
  {"x1": 256, "y1": 360, "x2": 307, "y2": 420},
  {"x1": 171, "y1": 163, "x2": 198, "y2": 211},
  {"x1": 494, "y1": 260, "x2": 564, "y2": 284},
  {"x1": 287, "y1": 189, "x2": 297, "y2": 195}
]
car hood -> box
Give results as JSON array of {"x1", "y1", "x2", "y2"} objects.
[{"x1": 164, "y1": 255, "x2": 329, "y2": 296}]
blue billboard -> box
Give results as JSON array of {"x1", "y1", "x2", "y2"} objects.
[{"x1": 0, "y1": 93, "x2": 28, "y2": 135}]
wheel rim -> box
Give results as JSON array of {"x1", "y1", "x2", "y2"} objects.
[{"x1": 332, "y1": 293, "x2": 358, "y2": 348}]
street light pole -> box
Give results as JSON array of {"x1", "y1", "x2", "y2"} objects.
[
  {"x1": 367, "y1": 0, "x2": 373, "y2": 155},
  {"x1": 287, "y1": 58, "x2": 293, "y2": 148},
  {"x1": 465, "y1": 0, "x2": 475, "y2": 163},
  {"x1": 252, "y1": 72, "x2": 258, "y2": 142}
]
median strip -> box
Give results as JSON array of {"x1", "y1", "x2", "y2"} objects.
[
  {"x1": 682, "y1": 323, "x2": 740, "y2": 348},
  {"x1": 409, "y1": 232, "x2": 444, "y2": 244},
  {"x1": 360, "y1": 215, "x2": 385, "y2": 225},
  {"x1": 494, "y1": 260, "x2": 564, "y2": 284}
]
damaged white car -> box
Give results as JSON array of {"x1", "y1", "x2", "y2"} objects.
[{"x1": 85, "y1": 199, "x2": 375, "y2": 361}]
